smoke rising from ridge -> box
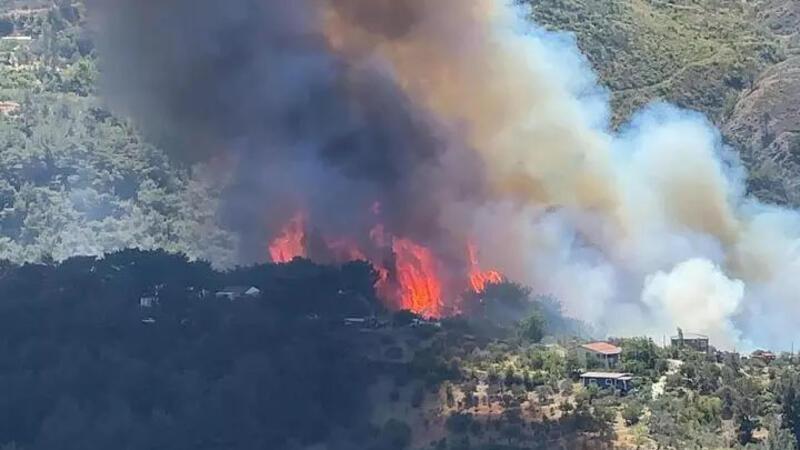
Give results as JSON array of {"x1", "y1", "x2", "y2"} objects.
[{"x1": 91, "y1": 0, "x2": 800, "y2": 349}]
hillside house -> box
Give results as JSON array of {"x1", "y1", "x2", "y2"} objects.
[
  {"x1": 139, "y1": 296, "x2": 158, "y2": 308},
  {"x1": 580, "y1": 372, "x2": 633, "y2": 393},
  {"x1": 751, "y1": 349, "x2": 777, "y2": 364},
  {"x1": 410, "y1": 318, "x2": 442, "y2": 329},
  {"x1": 578, "y1": 342, "x2": 622, "y2": 369},
  {"x1": 0, "y1": 36, "x2": 32, "y2": 42},
  {"x1": 343, "y1": 317, "x2": 387, "y2": 329},
  {"x1": 140, "y1": 284, "x2": 165, "y2": 308},
  {"x1": 215, "y1": 286, "x2": 261, "y2": 301},
  {"x1": 671, "y1": 332, "x2": 710, "y2": 354},
  {"x1": 344, "y1": 317, "x2": 368, "y2": 327},
  {"x1": 0, "y1": 101, "x2": 19, "y2": 116}
]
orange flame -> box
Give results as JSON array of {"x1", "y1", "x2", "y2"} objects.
[
  {"x1": 467, "y1": 242, "x2": 503, "y2": 292},
  {"x1": 390, "y1": 237, "x2": 442, "y2": 317},
  {"x1": 267, "y1": 213, "x2": 504, "y2": 318},
  {"x1": 268, "y1": 212, "x2": 307, "y2": 263}
]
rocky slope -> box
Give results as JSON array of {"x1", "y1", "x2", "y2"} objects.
[
  {"x1": 725, "y1": 1, "x2": 800, "y2": 205},
  {"x1": 528, "y1": 0, "x2": 800, "y2": 206}
]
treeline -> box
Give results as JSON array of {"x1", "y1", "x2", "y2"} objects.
[{"x1": 0, "y1": 250, "x2": 388, "y2": 450}]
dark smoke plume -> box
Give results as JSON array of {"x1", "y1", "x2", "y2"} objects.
[
  {"x1": 90, "y1": 0, "x2": 485, "y2": 265},
  {"x1": 92, "y1": 0, "x2": 799, "y2": 348}
]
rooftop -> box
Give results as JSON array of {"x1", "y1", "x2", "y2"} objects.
[
  {"x1": 670, "y1": 333, "x2": 709, "y2": 340},
  {"x1": 581, "y1": 372, "x2": 633, "y2": 380},
  {"x1": 218, "y1": 286, "x2": 260, "y2": 295},
  {"x1": 580, "y1": 342, "x2": 622, "y2": 355}
]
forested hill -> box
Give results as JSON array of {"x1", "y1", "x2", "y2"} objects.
[
  {"x1": 4, "y1": 251, "x2": 800, "y2": 450},
  {"x1": 0, "y1": 250, "x2": 386, "y2": 449},
  {"x1": 0, "y1": 1, "x2": 238, "y2": 266}
]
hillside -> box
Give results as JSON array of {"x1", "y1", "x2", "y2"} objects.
[
  {"x1": 0, "y1": 253, "x2": 796, "y2": 450},
  {"x1": 0, "y1": 1, "x2": 238, "y2": 266},
  {"x1": 3, "y1": 2, "x2": 800, "y2": 450},
  {"x1": 528, "y1": 0, "x2": 781, "y2": 125},
  {"x1": 527, "y1": 0, "x2": 800, "y2": 205}
]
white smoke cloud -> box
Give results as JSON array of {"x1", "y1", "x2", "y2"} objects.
[
  {"x1": 443, "y1": 3, "x2": 796, "y2": 350},
  {"x1": 641, "y1": 259, "x2": 745, "y2": 350}
]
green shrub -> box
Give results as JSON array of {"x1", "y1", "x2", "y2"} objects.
[{"x1": 622, "y1": 401, "x2": 643, "y2": 426}]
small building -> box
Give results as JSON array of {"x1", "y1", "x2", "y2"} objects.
[
  {"x1": 343, "y1": 317, "x2": 387, "y2": 329},
  {"x1": 751, "y1": 349, "x2": 777, "y2": 364},
  {"x1": 580, "y1": 372, "x2": 633, "y2": 393},
  {"x1": 671, "y1": 332, "x2": 710, "y2": 354},
  {"x1": 215, "y1": 286, "x2": 261, "y2": 301},
  {"x1": 139, "y1": 296, "x2": 158, "y2": 308},
  {"x1": 344, "y1": 317, "x2": 368, "y2": 327},
  {"x1": 410, "y1": 318, "x2": 442, "y2": 329},
  {"x1": 577, "y1": 342, "x2": 622, "y2": 369},
  {"x1": 0, "y1": 101, "x2": 20, "y2": 116},
  {"x1": 0, "y1": 36, "x2": 32, "y2": 42}
]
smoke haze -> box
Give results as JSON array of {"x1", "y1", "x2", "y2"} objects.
[{"x1": 91, "y1": 0, "x2": 800, "y2": 350}]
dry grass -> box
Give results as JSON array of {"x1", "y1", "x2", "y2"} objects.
[{"x1": 525, "y1": 0, "x2": 783, "y2": 125}]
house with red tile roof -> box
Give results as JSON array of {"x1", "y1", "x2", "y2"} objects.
[{"x1": 578, "y1": 341, "x2": 622, "y2": 369}]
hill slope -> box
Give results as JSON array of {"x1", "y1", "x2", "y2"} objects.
[
  {"x1": 527, "y1": 0, "x2": 800, "y2": 205},
  {"x1": 0, "y1": 2, "x2": 238, "y2": 265}
]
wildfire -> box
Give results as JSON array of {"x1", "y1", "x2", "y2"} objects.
[
  {"x1": 387, "y1": 237, "x2": 443, "y2": 317},
  {"x1": 467, "y1": 242, "x2": 503, "y2": 293},
  {"x1": 267, "y1": 213, "x2": 503, "y2": 318},
  {"x1": 268, "y1": 212, "x2": 307, "y2": 263}
]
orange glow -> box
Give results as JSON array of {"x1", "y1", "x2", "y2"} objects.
[
  {"x1": 266, "y1": 214, "x2": 502, "y2": 318},
  {"x1": 390, "y1": 237, "x2": 443, "y2": 317},
  {"x1": 268, "y1": 213, "x2": 307, "y2": 263},
  {"x1": 467, "y1": 242, "x2": 503, "y2": 292}
]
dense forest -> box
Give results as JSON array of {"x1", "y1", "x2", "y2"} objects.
[
  {"x1": 0, "y1": 250, "x2": 387, "y2": 450},
  {"x1": 0, "y1": 0, "x2": 238, "y2": 266},
  {"x1": 0, "y1": 249, "x2": 578, "y2": 450}
]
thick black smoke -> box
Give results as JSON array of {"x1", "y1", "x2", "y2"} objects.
[{"x1": 90, "y1": 0, "x2": 485, "y2": 265}]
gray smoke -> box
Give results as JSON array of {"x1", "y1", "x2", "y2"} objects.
[
  {"x1": 90, "y1": 0, "x2": 485, "y2": 269},
  {"x1": 90, "y1": 0, "x2": 800, "y2": 349}
]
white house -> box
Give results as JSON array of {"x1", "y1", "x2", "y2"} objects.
[
  {"x1": 215, "y1": 286, "x2": 261, "y2": 301},
  {"x1": 580, "y1": 372, "x2": 633, "y2": 393},
  {"x1": 139, "y1": 296, "x2": 158, "y2": 308}
]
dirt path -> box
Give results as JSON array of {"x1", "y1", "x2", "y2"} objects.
[
  {"x1": 651, "y1": 359, "x2": 682, "y2": 400},
  {"x1": 612, "y1": 50, "x2": 728, "y2": 96}
]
